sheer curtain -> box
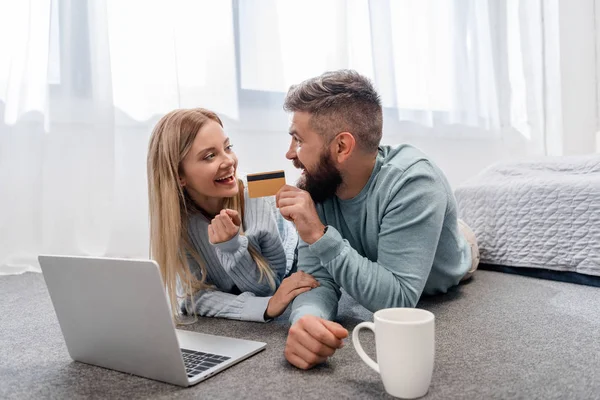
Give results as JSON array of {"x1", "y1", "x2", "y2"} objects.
[
  {"x1": 239, "y1": 0, "x2": 548, "y2": 140},
  {"x1": 0, "y1": 0, "x2": 552, "y2": 274}
]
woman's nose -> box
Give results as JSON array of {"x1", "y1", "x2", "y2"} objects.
[{"x1": 221, "y1": 153, "x2": 235, "y2": 167}]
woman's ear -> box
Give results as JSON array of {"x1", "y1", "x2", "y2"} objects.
[
  {"x1": 332, "y1": 132, "x2": 355, "y2": 163},
  {"x1": 178, "y1": 175, "x2": 186, "y2": 187}
]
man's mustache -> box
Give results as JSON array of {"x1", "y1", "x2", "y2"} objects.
[{"x1": 292, "y1": 159, "x2": 304, "y2": 170}]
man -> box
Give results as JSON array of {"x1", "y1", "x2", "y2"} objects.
[{"x1": 276, "y1": 70, "x2": 479, "y2": 370}]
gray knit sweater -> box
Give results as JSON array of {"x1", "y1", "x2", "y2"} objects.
[{"x1": 182, "y1": 190, "x2": 297, "y2": 322}]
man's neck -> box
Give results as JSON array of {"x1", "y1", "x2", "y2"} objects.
[{"x1": 336, "y1": 154, "x2": 377, "y2": 200}]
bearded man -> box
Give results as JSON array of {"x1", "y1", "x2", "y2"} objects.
[{"x1": 275, "y1": 70, "x2": 480, "y2": 370}]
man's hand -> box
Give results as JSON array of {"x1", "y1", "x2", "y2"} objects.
[
  {"x1": 284, "y1": 315, "x2": 348, "y2": 370},
  {"x1": 276, "y1": 185, "x2": 325, "y2": 244},
  {"x1": 265, "y1": 271, "x2": 319, "y2": 319},
  {"x1": 208, "y1": 209, "x2": 241, "y2": 244}
]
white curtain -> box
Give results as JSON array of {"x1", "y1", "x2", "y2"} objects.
[
  {"x1": 0, "y1": 0, "x2": 551, "y2": 274},
  {"x1": 239, "y1": 0, "x2": 547, "y2": 139}
]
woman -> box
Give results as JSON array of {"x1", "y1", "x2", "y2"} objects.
[{"x1": 147, "y1": 108, "x2": 317, "y2": 322}]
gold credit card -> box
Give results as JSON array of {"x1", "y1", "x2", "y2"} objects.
[{"x1": 247, "y1": 170, "x2": 286, "y2": 198}]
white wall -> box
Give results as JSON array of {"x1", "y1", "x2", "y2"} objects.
[{"x1": 555, "y1": 0, "x2": 598, "y2": 155}]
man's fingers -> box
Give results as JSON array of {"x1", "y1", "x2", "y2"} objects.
[
  {"x1": 289, "y1": 341, "x2": 328, "y2": 366},
  {"x1": 279, "y1": 205, "x2": 298, "y2": 222},
  {"x1": 277, "y1": 197, "x2": 301, "y2": 208},
  {"x1": 284, "y1": 348, "x2": 313, "y2": 370},
  {"x1": 321, "y1": 319, "x2": 349, "y2": 340},
  {"x1": 289, "y1": 326, "x2": 337, "y2": 358},
  {"x1": 279, "y1": 184, "x2": 301, "y2": 194},
  {"x1": 276, "y1": 185, "x2": 298, "y2": 206},
  {"x1": 301, "y1": 317, "x2": 344, "y2": 349},
  {"x1": 278, "y1": 191, "x2": 304, "y2": 202}
]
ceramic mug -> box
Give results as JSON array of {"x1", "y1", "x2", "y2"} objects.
[{"x1": 353, "y1": 308, "x2": 435, "y2": 399}]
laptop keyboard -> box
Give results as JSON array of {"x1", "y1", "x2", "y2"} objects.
[{"x1": 181, "y1": 348, "x2": 231, "y2": 378}]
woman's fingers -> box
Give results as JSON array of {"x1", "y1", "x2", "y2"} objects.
[
  {"x1": 220, "y1": 213, "x2": 238, "y2": 231},
  {"x1": 215, "y1": 215, "x2": 228, "y2": 231},
  {"x1": 286, "y1": 286, "x2": 313, "y2": 302},
  {"x1": 290, "y1": 271, "x2": 319, "y2": 288},
  {"x1": 224, "y1": 209, "x2": 241, "y2": 226}
]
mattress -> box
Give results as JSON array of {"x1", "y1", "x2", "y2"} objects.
[{"x1": 455, "y1": 155, "x2": 600, "y2": 277}]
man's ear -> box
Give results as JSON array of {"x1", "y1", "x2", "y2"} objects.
[{"x1": 331, "y1": 132, "x2": 355, "y2": 163}]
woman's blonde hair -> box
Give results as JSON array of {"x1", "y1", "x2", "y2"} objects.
[{"x1": 147, "y1": 108, "x2": 275, "y2": 321}]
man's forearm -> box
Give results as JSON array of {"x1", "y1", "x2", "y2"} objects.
[{"x1": 289, "y1": 281, "x2": 340, "y2": 324}]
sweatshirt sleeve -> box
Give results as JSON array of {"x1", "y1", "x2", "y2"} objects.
[
  {"x1": 289, "y1": 237, "x2": 342, "y2": 325},
  {"x1": 303, "y1": 162, "x2": 447, "y2": 313}
]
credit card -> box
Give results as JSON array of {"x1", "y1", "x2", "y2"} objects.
[{"x1": 247, "y1": 170, "x2": 286, "y2": 198}]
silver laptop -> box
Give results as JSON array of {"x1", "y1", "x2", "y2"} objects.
[{"x1": 38, "y1": 255, "x2": 266, "y2": 387}]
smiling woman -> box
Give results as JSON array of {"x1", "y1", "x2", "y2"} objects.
[
  {"x1": 146, "y1": 108, "x2": 317, "y2": 324},
  {"x1": 178, "y1": 119, "x2": 240, "y2": 213}
]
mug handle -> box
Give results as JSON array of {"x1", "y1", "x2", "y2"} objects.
[{"x1": 352, "y1": 322, "x2": 380, "y2": 373}]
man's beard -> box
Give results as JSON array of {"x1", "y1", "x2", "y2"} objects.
[{"x1": 294, "y1": 151, "x2": 343, "y2": 203}]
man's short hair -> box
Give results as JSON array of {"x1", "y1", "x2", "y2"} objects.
[{"x1": 283, "y1": 70, "x2": 383, "y2": 153}]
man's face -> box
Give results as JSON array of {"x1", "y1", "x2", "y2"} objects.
[{"x1": 286, "y1": 112, "x2": 342, "y2": 203}]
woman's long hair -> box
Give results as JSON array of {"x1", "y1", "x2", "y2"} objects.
[{"x1": 147, "y1": 108, "x2": 275, "y2": 321}]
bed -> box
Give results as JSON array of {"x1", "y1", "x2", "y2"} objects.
[{"x1": 455, "y1": 154, "x2": 600, "y2": 282}]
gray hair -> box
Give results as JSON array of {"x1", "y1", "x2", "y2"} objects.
[{"x1": 283, "y1": 70, "x2": 383, "y2": 153}]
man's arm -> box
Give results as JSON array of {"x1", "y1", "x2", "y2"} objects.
[
  {"x1": 277, "y1": 185, "x2": 347, "y2": 371},
  {"x1": 289, "y1": 238, "x2": 342, "y2": 325},
  {"x1": 310, "y1": 163, "x2": 447, "y2": 311}
]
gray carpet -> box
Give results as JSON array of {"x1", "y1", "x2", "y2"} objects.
[{"x1": 1, "y1": 271, "x2": 599, "y2": 400}]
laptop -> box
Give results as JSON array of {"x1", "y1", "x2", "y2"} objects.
[{"x1": 38, "y1": 255, "x2": 266, "y2": 387}]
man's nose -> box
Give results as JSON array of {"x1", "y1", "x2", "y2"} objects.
[{"x1": 286, "y1": 140, "x2": 297, "y2": 160}]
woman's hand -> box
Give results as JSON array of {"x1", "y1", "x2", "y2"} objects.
[
  {"x1": 208, "y1": 209, "x2": 241, "y2": 244},
  {"x1": 265, "y1": 271, "x2": 319, "y2": 319}
]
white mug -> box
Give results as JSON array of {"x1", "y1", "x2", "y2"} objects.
[{"x1": 353, "y1": 308, "x2": 435, "y2": 399}]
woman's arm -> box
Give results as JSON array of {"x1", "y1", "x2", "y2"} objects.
[{"x1": 212, "y1": 195, "x2": 289, "y2": 294}]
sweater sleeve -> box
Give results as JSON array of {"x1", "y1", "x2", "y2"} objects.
[
  {"x1": 183, "y1": 289, "x2": 272, "y2": 323},
  {"x1": 177, "y1": 261, "x2": 272, "y2": 323},
  {"x1": 212, "y1": 194, "x2": 288, "y2": 295}
]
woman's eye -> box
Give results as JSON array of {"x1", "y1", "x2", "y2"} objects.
[
  {"x1": 204, "y1": 153, "x2": 215, "y2": 160},
  {"x1": 225, "y1": 144, "x2": 234, "y2": 151}
]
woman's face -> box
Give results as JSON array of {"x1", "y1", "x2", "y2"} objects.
[{"x1": 179, "y1": 120, "x2": 239, "y2": 203}]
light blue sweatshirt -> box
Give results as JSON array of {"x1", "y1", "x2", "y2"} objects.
[
  {"x1": 183, "y1": 191, "x2": 298, "y2": 322},
  {"x1": 290, "y1": 145, "x2": 472, "y2": 324}
]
